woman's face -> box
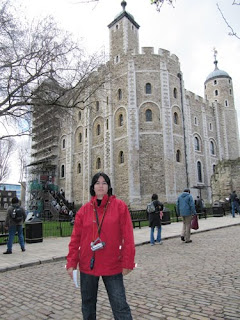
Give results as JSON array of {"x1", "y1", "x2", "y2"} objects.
[{"x1": 94, "y1": 176, "x2": 108, "y2": 199}]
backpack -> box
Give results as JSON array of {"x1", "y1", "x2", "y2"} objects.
[
  {"x1": 10, "y1": 207, "x2": 24, "y2": 223},
  {"x1": 147, "y1": 201, "x2": 156, "y2": 214}
]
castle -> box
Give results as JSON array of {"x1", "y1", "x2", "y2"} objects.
[{"x1": 29, "y1": 1, "x2": 240, "y2": 209}]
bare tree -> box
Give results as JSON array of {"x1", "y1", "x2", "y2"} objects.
[
  {"x1": 0, "y1": 0, "x2": 107, "y2": 141},
  {"x1": 217, "y1": 2, "x2": 240, "y2": 40},
  {"x1": 0, "y1": 138, "x2": 15, "y2": 182},
  {"x1": 150, "y1": 0, "x2": 175, "y2": 11}
]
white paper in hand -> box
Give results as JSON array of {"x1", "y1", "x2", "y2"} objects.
[{"x1": 73, "y1": 269, "x2": 79, "y2": 288}]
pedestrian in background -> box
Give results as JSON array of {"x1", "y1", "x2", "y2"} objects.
[
  {"x1": 147, "y1": 194, "x2": 164, "y2": 245},
  {"x1": 230, "y1": 190, "x2": 240, "y2": 218},
  {"x1": 66, "y1": 172, "x2": 135, "y2": 320},
  {"x1": 176, "y1": 188, "x2": 196, "y2": 243},
  {"x1": 3, "y1": 197, "x2": 26, "y2": 254}
]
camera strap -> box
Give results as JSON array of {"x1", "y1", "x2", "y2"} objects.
[
  {"x1": 90, "y1": 199, "x2": 109, "y2": 270},
  {"x1": 93, "y1": 199, "x2": 109, "y2": 238}
]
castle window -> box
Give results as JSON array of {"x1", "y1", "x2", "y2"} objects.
[
  {"x1": 210, "y1": 141, "x2": 215, "y2": 155},
  {"x1": 118, "y1": 89, "x2": 122, "y2": 100},
  {"x1": 106, "y1": 119, "x2": 109, "y2": 130},
  {"x1": 96, "y1": 158, "x2": 101, "y2": 169},
  {"x1": 194, "y1": 137, "x2": 200, "y2": 151},
  {"x1": 215, "y1": 90, "x2": 218, "y2": 96},
  {"x1": 115, "y1": 55, "x2": 119, "y2": 63},
  {"x1": 146, "y1": 109, "x2": 152, "y2": 122},
  {"x1": 119, "y1": 151, "x2": 124, "y2": 164},
  {"x1": 61, "y1": 164, "x2": 65, "y2": 178},
  {"x1": 78, "y1": 111, "x2": 81, "y2": 121},
  {"x1": 214, "y1": 80, "x2": 217, "y2": 85},
  {"x1": 173, "y1": 112, "x2": 179, "y2": 124},
  {"x1": 209, "y1": 123, "x2": 212, "y2": 131},
  {"x1": 213, "y1": 164, "x2": 216, "y2": 173},
  {"x1": 197, "y1": 161, "x2": 202, "y2": 182},
  {"x1": 62, "y1": 138, "x2": 66, "y2": 149},
  {"x1": 97, "y1": 124, "x2": 101, "y2": 135},
  {"x1": 225, "y1": 100, "x2": 228, "y2": 107},
  {"x1": 173, "y1": 88, "x2": 177, "y2": 99},
  {"x1": 85, "y1": 128, "x2": 87, "y2": 138},
  {"x1": 194, "y1": 117, "x2": 198, "y2": 125},
  {"x1": 116, "y1": 24, "x2": 119, "y2": 30},
  {"x1": 96, "y1": 101, "x2": 100, "y2": 111},
  {"x1": 145, "y1": 83, "x2": 152, "y2": 94},
  {"x1": 107, "y1": 96, "x2": 109, "y2": 105},
  {"x1": 119, "y1": 114, "x2": 123, "y2": 126},
  {"x1": 230, "y1": 89, "x2": 232, "y2": 95},
  {"x1": 79, "y1": 132, "x2": 82, "y2": 143},
  {"x1": 176, "y1": 150, "x2": 181, "y2": 162},
  {"x1": 77, "y1": 163, "x2": 81, "y2": 174}
]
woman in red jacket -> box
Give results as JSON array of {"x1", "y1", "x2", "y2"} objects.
[{"x1": 66, "y1": 172, "x2": 135, "y2": 320}]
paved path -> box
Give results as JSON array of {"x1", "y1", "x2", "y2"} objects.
[
  {"x1": 1, "y1": 214, "x2": 240, "y2": 272},
  {"x1": 0, "y1": 217, "x2": 240, "y2": 319}
]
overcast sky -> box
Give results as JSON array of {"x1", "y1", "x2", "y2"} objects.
[{"x1": 5, "y1": 0, "x2": 240, "y2": 183}]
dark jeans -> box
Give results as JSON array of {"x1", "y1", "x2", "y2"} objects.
[
  {"x1": 80, "y1": 272, "x2": 132, "y2": 320},
  {"x1": 7, "y1": 225, "x2": 25, "y2": 251}
]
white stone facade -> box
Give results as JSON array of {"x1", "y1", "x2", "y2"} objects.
[{"x1": 30, "y1": 5, "x2": 240, "y2": 208}]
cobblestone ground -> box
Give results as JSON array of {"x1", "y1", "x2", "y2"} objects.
[{"x1": 1, "y1": 226, "x2": 240, "y2": 320}]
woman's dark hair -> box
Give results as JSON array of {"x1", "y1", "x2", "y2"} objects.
[
  {"x1": 152, "y1": 194, "x2": 158, "y2": 201},
  {"x1": 90, "y1": 172, "x2": 113, "y2": 196}
]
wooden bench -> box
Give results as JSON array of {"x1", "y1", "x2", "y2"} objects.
[{"x1": 130, "y1": 210, "x2": 148, "y2": 229}]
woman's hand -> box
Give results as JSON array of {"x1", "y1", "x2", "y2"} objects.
[
  {"x1": 122, "y1": 268, "x2": 132, "y2": 276},
  {"x1": 67, "y1": 267, "x2": 74, "y2": 279}
]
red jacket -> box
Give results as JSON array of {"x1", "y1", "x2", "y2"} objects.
[{"x1": 66, "y1": 195, "x2": 135, "y2": 276}]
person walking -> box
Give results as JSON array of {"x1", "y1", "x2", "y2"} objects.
[
  {"x1": 176, "y1": 188, "x2": 196, "y2": 243},
  {"x1": 230, "y1": 190, "x2": 240, "y2": 218},
  {"x1": 66, "y1": 172, "x2": 135, "y2": 320},
  {"x1": 147, "y1": 194, "x2": 164, "y2": 246},
  {"x1": 3, "y1": 197, "x2": 26, "y2": 254}
]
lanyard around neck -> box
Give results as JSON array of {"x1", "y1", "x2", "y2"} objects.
[{"x1": 92, "y1": 199, "x2": 109, "y2": 239}]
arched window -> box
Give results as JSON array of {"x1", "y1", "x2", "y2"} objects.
[
  {"x1": 97, "y1": 124, "x2": 101, "y2": 135},
  {"x1": 215, "y1": 90, "x2": 218, "y2": 96},
  {"x1": 225, "y1": 100, "x2": 228, "y2": 107},
  {"x1": 96, "y1": 101, "x2": 100, "y2": 111},
  {"x1": 61, "y1": 164, "x2": 65, "y2": 178},
  {"x1": 62, "y1": 138, "x2": 66, "y2": 149},
  {"x1": 214, "y1": 80, "x2": 217, "y2": 85},
  {"x1": 197, "y1": 161, "x2": 202, "y2": 182},
  {"x1": 176, "y1": 150, "x2": 181, "y2": 162},
  {"x1": 118, "y1": 89, "x2": 122, "y2": 100},
  {"x1": 194, "y1": 117, "x2": 198, "y2": 125},
  {"x1": 119, "y1": 151, "x2": 124, "y2": 164},
  {"x1": 210, "y1": 141, "x2": 215, "y2": 155},
  {"x1": 213, "y1": 164, "x2": 216, "y2": 173},
  {"x1": 173, "y1": 88, "x2": 177, "y2": 99},
  {"x1": 194, "y1": 137, "x2": 200, "y2": 151},
  {"x1": 77, "y1": 163, "x2": 81, "y2": 174},
  {"x1": 145, "y1": 83, "x2": 152, "y2": 94},
  {"x1": 79, "y1": 132, "x2": 82, "y2": 143},
  {"x1": 146, "y1": 109, "x2": 152, "y2": 122},
  {"x1": 96, "y1": 158, "x2": 101, "y2": 169},
  {"x1": 119, "y1": 114, "x2": 123, "y2": 126},
  {"x1": 173, "y1": 112, "x2": 179, "y2": 124},
  {"x1": 78, "y1": 111, "x2": 81, "y2": 121}
]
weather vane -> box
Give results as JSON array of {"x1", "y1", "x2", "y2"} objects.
[{"x1": 213, "y1": 47, "x2": 218, "y2": 61}]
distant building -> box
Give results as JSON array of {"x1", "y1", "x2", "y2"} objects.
[
  {"x1": 0, "y1": 183, "x2": 21, "y2": 203},
  {"x1": 28, "y1": 2, "x2": 240, "y2": 208}
]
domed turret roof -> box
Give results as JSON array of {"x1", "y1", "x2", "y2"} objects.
[
  {"x1": 205, "y1": 50, "x2": 231, "y2": 83},
  {"x1": 108, "y1": 1, "x2": 140, "y2": 29}
]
